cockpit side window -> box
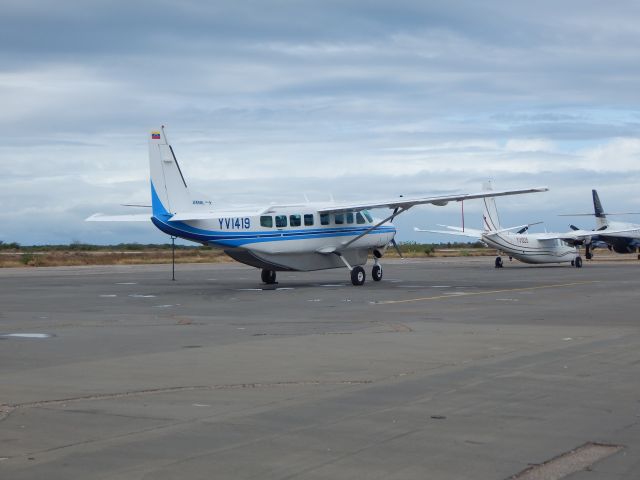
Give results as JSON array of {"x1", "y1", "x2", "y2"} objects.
[
  {"x1": 356, "y1": 212, "x2": 366, "y2": 224},
  {"x1": 260, "y1": 216, "x2": 273, "y2": 228},
  {"x1": 363, "y1": 210, "x2": 373, "y2": 223}
]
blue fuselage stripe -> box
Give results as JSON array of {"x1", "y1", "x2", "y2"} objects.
[{"x1": 151, "y1": 217, "x2": 395, "y2": 247}]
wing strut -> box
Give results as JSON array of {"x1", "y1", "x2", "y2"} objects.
[{"x1": 339, "y1": 207, "x2": 407, "y2": 251}]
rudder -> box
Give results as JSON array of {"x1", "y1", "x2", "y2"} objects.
[
  {"x1": 149, "y1": 127, "x2": 192, "y2": 217},
  {"x1": 481, "y1": 181, "x2": 501, "y2": 232}
]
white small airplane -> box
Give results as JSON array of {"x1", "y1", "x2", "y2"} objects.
[
  {"x1": 559, "y1": 189, "x2": 640, "y2": 260},
  {"x1": 415, "y1": 182, "x2": 584, "y2": 268},
  {"x1": 88, "y1": 127, "x2": 547, "y2": 285}
]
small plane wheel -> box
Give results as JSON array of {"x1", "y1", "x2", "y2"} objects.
[
  {"x1": 372, "y1": 264, "x2": 383, "y2": 282},
  {"x1": 571, "y1": 260, "x2": 575, "y2": 266},
  {"x1": 495, "y1": 257, "x2": 503, "y2": 268},
  {"x1": 351, "y1": 266, "x2": 366, "y2": 286},
  {"x1": 261, "y1": 269, "x2": 277, "y2": 284},
  {"x1": 585, "y1": 252, "x2": 593, "y2": 260},
  {"x1": 574, "y1": 256, "x2": 583, "y2": 268}
]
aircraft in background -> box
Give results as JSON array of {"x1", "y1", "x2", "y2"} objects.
[
  {"x1": 560, "y1": 190, "x2": 640, "y2": 260},
  {"x1": 88, "y1": 127, "x2": 547, "y2": 285},
  {"x1": 415, "y1": 182, "x2": 584, "y2": 268}
]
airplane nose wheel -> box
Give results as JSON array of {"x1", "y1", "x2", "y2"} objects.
[
  {"x1": 372, "y1": 264, "x2": 383, "y2": 281},
  {"x1": 261, "y1": 269, "x2": 277, "y2": 284},
  {"x1": 350, "y1": 266, "x2": 366, "y2": 286}
]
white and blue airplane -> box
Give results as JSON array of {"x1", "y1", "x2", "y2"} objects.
[
  {"x1": 88, "y1": 127, "x2": 547, "y2": 285},
  {"x1": 415, "y1": 183, "x2": 584, "y2": 268}
]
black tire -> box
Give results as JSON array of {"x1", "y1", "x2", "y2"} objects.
[
  {"x1": 585, "y1": 252, "x2": 593, "y2": 260},
  {"x1": 574, "y1": 256, "x2": 583, "y2": 268},
  {"x1": 350, "y1": 266, "x2": 366, "y2": 286},
  {"x1": 261, "y1": 269, "x2": 277, "y2": 284},
  {"x1": 372, "y1": 264, "x2": 383, "y2": 282},
  {"x1": 494, "y1": 257, "x2": 503, "y2": 268}
]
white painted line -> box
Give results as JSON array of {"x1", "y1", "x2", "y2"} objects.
[{"x1": 0, "y1": 333, "x2": 52, "y2": 339}]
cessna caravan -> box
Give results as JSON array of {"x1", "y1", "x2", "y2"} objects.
[{"x1": 88, "y1": 127, "x2": 547, "y2": 285}]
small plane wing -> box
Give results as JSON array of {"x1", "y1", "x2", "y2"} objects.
[
  {"x1": 414, "y1": 226, "x2": 483, "y2": 239},
  {"x1": 541, "y1": 226, "x2": 640, "y2": 243},
  {"x1": 86, "y1": 213, "x2": 151, "y2": 222},
  {"x1": 317, "y1": 187, "x2": 548, "y2": 214}
]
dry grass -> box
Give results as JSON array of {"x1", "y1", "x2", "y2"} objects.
[
  {"x1": 1, "y1": 245, "x2": 633, "y2": 268},
  {"x1": 0, "y1": 249, "x2": 233, "y2": 268}
]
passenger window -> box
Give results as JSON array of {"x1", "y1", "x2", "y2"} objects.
[
  {"x1": 334, "y1": 213, "x2": 344, "y2": 224},
  {"x1": 260, "y1": 216, "x2": 273, "y2": 228},
  {"x1": 320, "y1": 213, "x2": 330, "y2": 225},
  {"x1": 363, "y1": 210, "x2": 373, "y2": 223},
  {"x1": 304, "y1": 214, "x2": 314, "y2": 226},
  {"x1": 356, "y1": 212, "x2": 366, "y2": 224},
  {"x1": 290, "y1": 214, "x2": 301, "y2": 227},
  {"x1": 275, "y1": 215, "x2": 287, "y2": 228},
  {"x1": 346, "y1": 212, "x2": 354, "y2": 224}
]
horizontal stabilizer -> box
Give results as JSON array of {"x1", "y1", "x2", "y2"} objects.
[
  {"x1": 414, "y1": 226, "x2": 482, "y2": 239},
  {"x1": 86, "y1": 213, "x2": 151, "y2": 222},
  {"x1": 494, "y1": 222, "x2": 543, "y2": 234}
]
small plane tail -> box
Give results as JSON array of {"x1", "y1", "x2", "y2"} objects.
[
  {"x1": 149, "y1": 127, "x2": 193, "y2": 218},
  {"x1": 592, "y1": 189, "x2": 608, "y2": 229},
  {"x1": 481, "y1": 181, "x2": 501, "y2": 232}
]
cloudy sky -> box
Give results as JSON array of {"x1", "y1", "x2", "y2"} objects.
[{"x1": 2, "y1": 0, "x2": 640, "y2": 245}]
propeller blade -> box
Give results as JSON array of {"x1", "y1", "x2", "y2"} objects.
[{"x1": 391, "y1": 239, "x2": 403, "y2": 259}]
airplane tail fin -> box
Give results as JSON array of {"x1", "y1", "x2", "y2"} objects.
[
  {"x1": 149, "y1": 127, "x2": 193, "y2": 218},
  {"x1": 481, "y1": 181, "x2": 501, "y2": 232},
  {"x1": 592, "y1": 189, "x2": 608, "y2": 229}
]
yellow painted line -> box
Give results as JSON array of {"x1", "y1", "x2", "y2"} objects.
[{"x1": 374, "y1": 281, "x2": 599, "y2": 305}]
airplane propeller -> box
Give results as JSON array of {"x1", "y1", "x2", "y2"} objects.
[{"x1": 390, "y1": 238, "x2": 403, "y2": 259}]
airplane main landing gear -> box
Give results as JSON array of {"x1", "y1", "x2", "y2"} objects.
[
  {"x1": 351, "y1": 266, "x2": 366, "y2": 286},
  {"x1": 574, "y1": 256, "x2": 583, "y2": 268},
  {"x1": 495, "y1": 256, "x2": 503, "y2": 268},
  {"x1": 261, "y1": 269, "x2": 277, "y2": 284}
]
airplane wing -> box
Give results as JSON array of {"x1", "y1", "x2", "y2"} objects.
[
  {"x1": 540, "y1": 227, "x2": 640, "y2": 243},
  {"x1": 316, "y1": 187, "x2": 548, "y2": 214},
  {"x1": 86, "y1": 213, "x2": 151, "y2": 222},
  {"x1": 414, "y1": 226, "x2": 483, "y2": 239}
]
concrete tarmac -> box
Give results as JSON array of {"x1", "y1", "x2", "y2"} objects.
[{"x1": 1, "y1": 258, "x2": 639, "y2": 479}]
